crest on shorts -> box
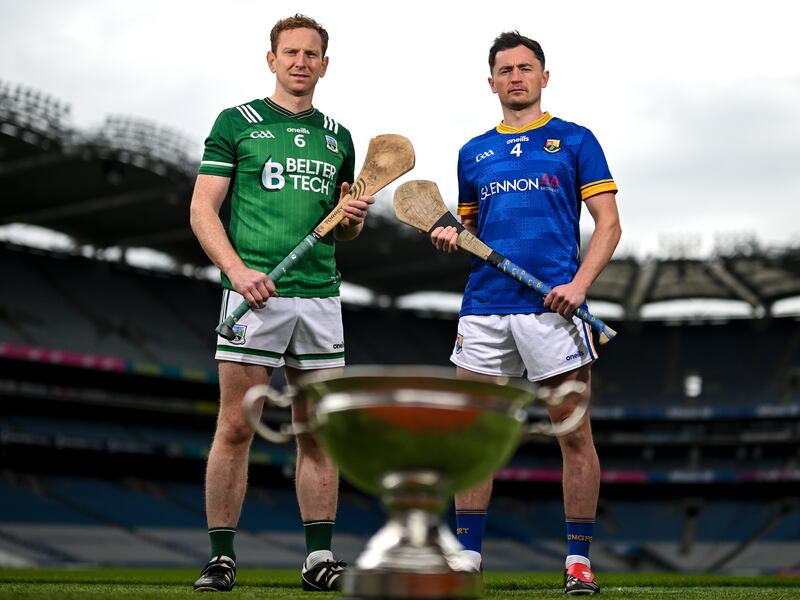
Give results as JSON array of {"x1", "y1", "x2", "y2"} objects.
[
  {"x1": 230, "y1": 324, "x2": 247, "y2": 345},
  {"x1": 543, "y1": 139, "x2": 561, "y2": 153},
  {"x1": 455, "y1": 333, "x2": 464, "y2": 354},
  {"x1": 325, "y1": 135, "x2": 339, "y2": 153}
]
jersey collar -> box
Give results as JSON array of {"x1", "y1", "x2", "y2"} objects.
[
  {"x1": 262, "y1": 97, "x2": 317, "y2": 119},
  {"x1": 496, "y1": 112, "x2": 553, "y2": 134}
]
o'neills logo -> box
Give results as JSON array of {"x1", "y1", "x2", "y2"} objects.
[{"x1": 566, "y1": 350, "x2": 585, "y2": 361}]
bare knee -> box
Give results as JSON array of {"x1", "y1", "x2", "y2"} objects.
[
  {"x1": 215, "y1": 361, "x2": 270, "y2": 447},
  {"x1": 557, "y1": 426, "x2": 596, "y2": 458},
  {"x1": 295, "y1": 431, "x2": 325, "y2": 457},
  {"x1": 295, "y1": 433, "x2": 337, "y2": 473},
  {"x1": 215, "y1": 418, "x2": 255, "y2": 447}
]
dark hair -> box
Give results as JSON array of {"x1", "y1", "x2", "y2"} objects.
[
  {"x1": 488, "y1": 31, "x2": 545, "y2": 71},
  {"x1": 270, "y1": 14, "x2": 329, "y2": 56}
]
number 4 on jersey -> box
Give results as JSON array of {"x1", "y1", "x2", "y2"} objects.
[{"x1": 510, "y1": 142, "x2": 522, "y2": 157}]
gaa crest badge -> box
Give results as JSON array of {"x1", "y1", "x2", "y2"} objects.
[
  {"x1": 231, "y1": 324, "x2": 247, "y2": 345},
  {"x1": 325, "y1": 135, "x2": 339, "y2": 153},
  {"x1": 455, "y1": 333, "x2": 464, "y2": 354},
  {"x1": 544, "y1": 139, "x2": 561, "y2": 153}
]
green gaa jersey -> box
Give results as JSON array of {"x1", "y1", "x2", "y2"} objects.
[{"x1": 198, "y1": 97, "x2": 355, "y2": 297}]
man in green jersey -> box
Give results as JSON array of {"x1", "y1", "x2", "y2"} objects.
[{"x1": 190, "y1": 14, "x2": 374, "y2": 592}]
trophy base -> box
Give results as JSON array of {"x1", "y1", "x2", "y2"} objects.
[
  {"x1": 342, "y1": 569, "x2": 483, "y2": 599},
  {"x1": 342, "y1": 479, "x2": 484, "y2": 600}
]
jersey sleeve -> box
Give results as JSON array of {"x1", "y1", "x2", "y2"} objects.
[
  {"x1": 576, "y1": 129, "x2": 618, "y2": 201},
  {"x1": 337, "y1": 130, "x2": 356, "y2": 187},
  {"x1": 456, "y1": 149, "x2": 478, "y2": 216},
  {"x1": 198, "y1": 110, "x2": 236, "y2": 177}
]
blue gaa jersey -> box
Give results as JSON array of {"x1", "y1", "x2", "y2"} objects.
[{"x1": 457, "y1": 112, "x2": 617, "y2": 316}]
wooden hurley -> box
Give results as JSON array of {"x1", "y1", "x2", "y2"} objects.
[
  {"x1": 216, "y1": 134, "x2": 415, "y2": 340},
  {"x1": 393, "y1": 180, "x2": 617, "y2": 345}
]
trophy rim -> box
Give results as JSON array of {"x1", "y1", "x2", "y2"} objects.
[{"x1": 296, "y1": 365, "x2": 535, "y2": 414}]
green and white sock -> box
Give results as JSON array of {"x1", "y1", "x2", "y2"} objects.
[
  {"x1": 208, "y1": 527, "x2": 236, "y2": 561},
  {"x1": 303, "y1": 520, "x2": 335, "y2": 555}
]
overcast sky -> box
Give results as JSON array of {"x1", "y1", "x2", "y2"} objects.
[{"x1": 2, "y1": 0, "x2": 799, "y2": 259}]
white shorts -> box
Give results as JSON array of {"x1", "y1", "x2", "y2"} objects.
[
  {"x1": 450, "y1": 312, "x2": 597, "y2": 382},
  {"x1": 215, "y1": 291, "x2": 345, "y2": 370}
]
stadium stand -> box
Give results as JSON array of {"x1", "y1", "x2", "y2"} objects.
[
  {"x1": 1, "y1": 255, "x2": 797, "y2": 572},
  {"x1": 2, "y1": 81, "x2": 800, "y2": 573}
]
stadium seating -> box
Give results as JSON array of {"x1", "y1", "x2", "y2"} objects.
[{"x1": 2, "y1": 243, "x2": 800, "y2": 572}]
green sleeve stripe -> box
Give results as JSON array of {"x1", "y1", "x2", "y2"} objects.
[{"x1": 199, "y1": 165, "x2": 234, "y2": 176}]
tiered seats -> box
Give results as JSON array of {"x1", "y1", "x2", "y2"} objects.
[
  {"x1": 0, "y1": 480, "x2": 94, "y2": 524},
  {"x1": 41, "y1": 476, "x2": 202, "y2": 528}
]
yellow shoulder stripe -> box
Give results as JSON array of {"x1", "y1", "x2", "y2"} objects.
[
  {"x1": 580, "y1": 181, "x2": 618, "y2": 201},
  {"x1": 580, "y1": 178, "x2": 615, "y2": 190}
]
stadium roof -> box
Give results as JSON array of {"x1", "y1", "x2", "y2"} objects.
[{"x1": 3, "y1": 81, "x2": 800, "y2": 318}]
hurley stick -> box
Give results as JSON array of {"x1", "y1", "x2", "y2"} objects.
[
  {"x1": 393, "y1": 180, "x2": 617, "y2": 345},
  {"x1": 216, "y1": 134, "x2": 415, "y2": 340}
]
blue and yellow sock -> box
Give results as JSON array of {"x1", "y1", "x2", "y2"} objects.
[
  {"x1": 565, "y1": 516, "x2": 595, "y2": 565},
  {"x1": 456, "y1": 510, "x2": 487, "y2": 553}
]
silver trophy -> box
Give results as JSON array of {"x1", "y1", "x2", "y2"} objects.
[{"x1": 243, "y1": 367, "x2": 586, "y2": 599}]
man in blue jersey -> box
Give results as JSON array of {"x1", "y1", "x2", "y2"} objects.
[{"x1": 432, "y1": 31, "x2": 621, "y2": 595}]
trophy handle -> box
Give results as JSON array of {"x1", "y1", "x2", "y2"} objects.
[
  {"x1": 242, "y1": 384, "x2": 307, "y2": 443},
  {"x1": 525, "y1": 381, "x2": 589, "y2": 437}
]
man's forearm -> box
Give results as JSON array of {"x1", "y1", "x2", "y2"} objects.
[
  {"x1": 573, "y1": 219, "x2": 621, "y2": 290},
  {"x1": 190, "y1": 208, "x2": 245, "y2": 276}
]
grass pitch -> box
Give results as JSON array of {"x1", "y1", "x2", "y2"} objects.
[{"x1": 0, "y1": 568, "x2": 798, "y2": 599}]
